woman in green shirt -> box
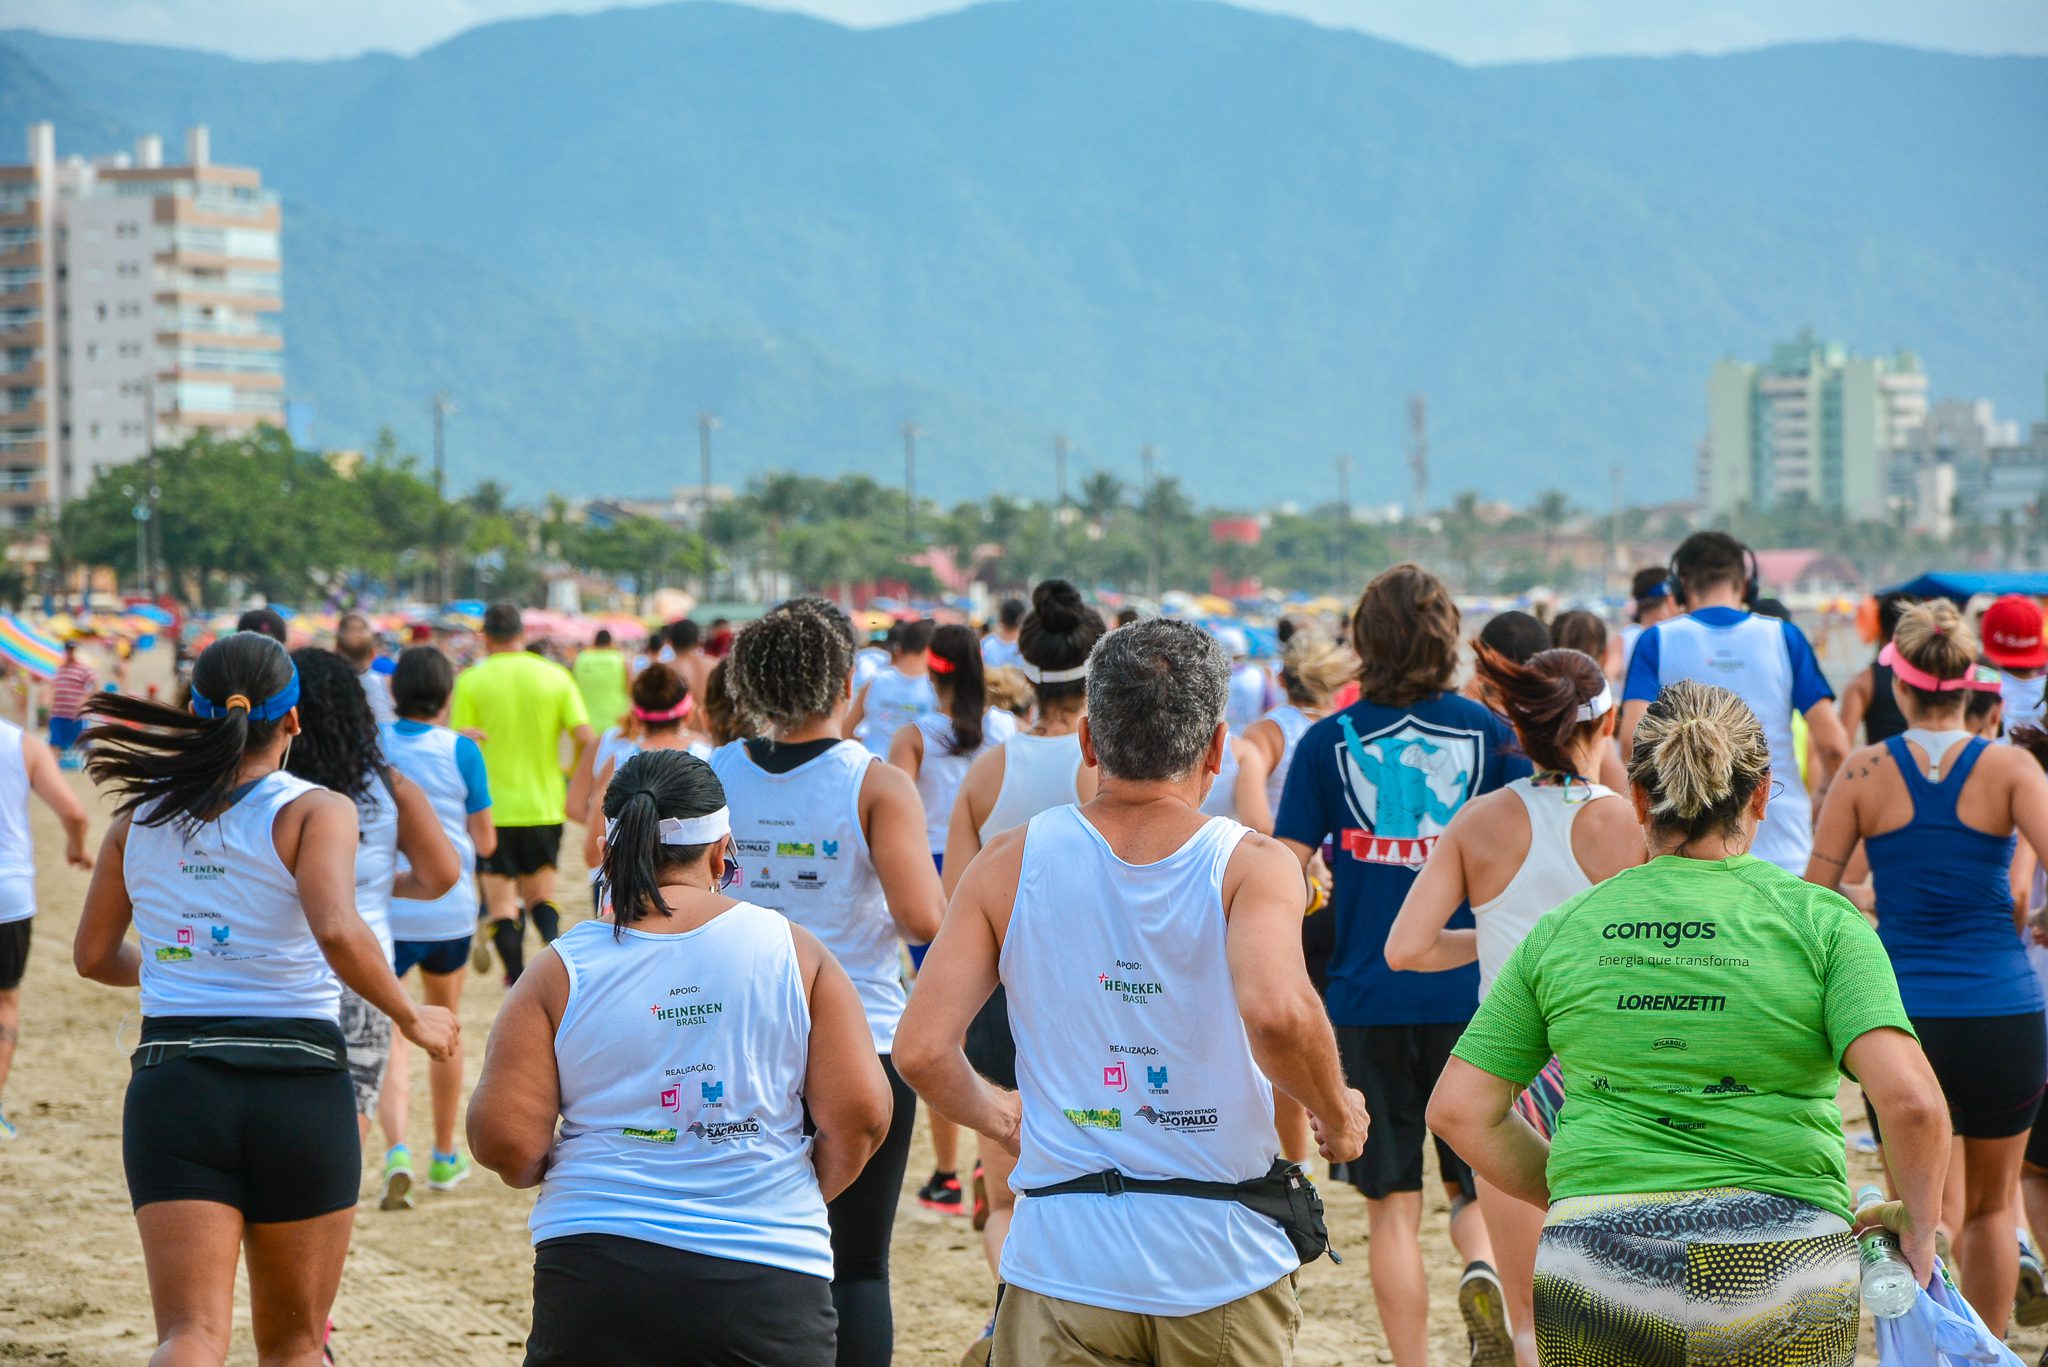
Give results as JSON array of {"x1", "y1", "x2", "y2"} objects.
[{"x1": 1428, "y1": 680, "x2": 1949, "y2": 1366}]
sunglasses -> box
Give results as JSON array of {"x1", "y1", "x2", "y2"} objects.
[{"x1": 720, "y1": 852, "x2": 741, "y2": 891}]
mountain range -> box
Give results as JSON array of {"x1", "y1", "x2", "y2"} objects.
[{"x1": 4, "y1": 0, "x2": 2044, "y2": 506}]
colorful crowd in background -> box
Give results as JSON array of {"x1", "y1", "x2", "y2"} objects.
[{"x1": 2, "y1": 534, "x2": 2048, "y2": 1364}]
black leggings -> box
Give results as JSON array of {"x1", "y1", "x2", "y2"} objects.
[{"x1": 827, "y1": 1055, "x2": 916, "y2": 1367}]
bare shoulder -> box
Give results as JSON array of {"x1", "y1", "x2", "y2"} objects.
[
  {"x1": 1834, "y1": 741, "x2": 1894, "y2": 784},
  {"x1": 859, "y1": 754, "x2": 918, "y2": 801},
  {"x1": 1223, "y1": 828, "x2": 1306, "y2": 888}
]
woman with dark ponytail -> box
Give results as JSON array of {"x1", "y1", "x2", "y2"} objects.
[
  {"x1": 72, "y1": 630, "x2": 458, "y2": 1366},
  {"x1": 1385, "y1": 644, "x2": 1644, "y2": 1366},
  {"x1": 886, "y1": 622, "x2": 1016, "y2": 1215},
  {"x1": 469, "y1": 749, "x2": 892, "y2": 1367},
  {"x1": 580, "y1": 662, "x2": 715, "y2": 874}
]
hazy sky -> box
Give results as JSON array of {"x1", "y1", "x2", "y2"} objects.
[{"x1": 2, "y1": 0, "x2": 2044, "y2": 64}]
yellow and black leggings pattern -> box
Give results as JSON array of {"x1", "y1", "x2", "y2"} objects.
[{"x1": 1533, "y1": 1189, "x2": 1858, "y2": 1367}]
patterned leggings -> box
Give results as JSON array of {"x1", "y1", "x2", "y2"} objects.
[{"x1": 1533, "y1": 1189, "x2": 1859, "y2": 1367}]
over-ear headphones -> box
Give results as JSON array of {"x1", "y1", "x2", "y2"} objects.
[{"x1": 1667, "y1": 536, "x2": 1760, "y2": 610}]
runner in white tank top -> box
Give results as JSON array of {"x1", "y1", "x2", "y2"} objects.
[
  {"x1": 903, "y1": 709, "x2": 1017, "y2": 854},
  {"x1": 1233, "y1": 631, "x2": 1355, "y2": 836},
  {"x1": 711, "y1": 596, "x2": 947, "y2": 1367},
  {"x1": 469, "y1": 746, "x2": 893, "y2": 1367},
  {"x1": 850, "y1": 656, "x2": 936, "y2": 760},
  {"x1": 896, "y1": 618, "x2": 1366, "y2": 1359},
  {"x1": 73, "y1": 633, "x2": 458, "y2": 1364},
  {"x1": 1385, "y1": 642, "x2": 1643, "y2": 1367},
  {"x1": 0, "y1": 715, "x2": 90, "y2": 1140}
]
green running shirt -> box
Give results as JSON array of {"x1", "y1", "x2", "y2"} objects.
[{"x1": 1452, "y1": 854, "x2": 1913, "y2": 1224}]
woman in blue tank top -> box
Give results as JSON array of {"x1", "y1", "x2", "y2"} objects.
[
  {"x1": 1809, "y1": 600, "x2": 2048, "y2": 1335},
  {"x1": 469, "y1": 749, "x2": 892, "y2": 1367}
]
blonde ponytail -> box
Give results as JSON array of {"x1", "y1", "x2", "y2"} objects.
[{"x1": 1627, "y1": 681, "x2": 1770, "y2": 846}]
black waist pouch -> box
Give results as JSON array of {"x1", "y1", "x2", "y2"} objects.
[
  {"x1": 133, "y1": 1015, "x2": 348, "y2": 1075},
  {"x1": 1023, "y1": 1157, "x2": 1337, "y2": 1266}
]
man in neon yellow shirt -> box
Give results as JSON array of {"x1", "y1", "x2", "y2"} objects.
[
  {"x1": 570, "y1": 628, "x2": 631, "y2": 733},
  {"x1": 452, "y1": 602, "x2": 593, "y2": 982}
]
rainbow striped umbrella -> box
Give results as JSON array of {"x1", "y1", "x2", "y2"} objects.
[{"x1": 0, "y1": 616, "x2": 63, "y2": 678}]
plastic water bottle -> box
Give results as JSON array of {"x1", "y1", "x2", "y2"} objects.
[{"x1": 1854, "y1": 1184, "x2": 1918, "y2": 1319}]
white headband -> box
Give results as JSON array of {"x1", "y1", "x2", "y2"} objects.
[
  {"x1": 1018, "y1": 661, "x2": 1089, "y2": 684},
  {"x1": 604, "y1": 806, "x2": 732, "y2": 847},
  {"x1": 1577, "y1": 684, "x2": 1615, "y2": 723}
]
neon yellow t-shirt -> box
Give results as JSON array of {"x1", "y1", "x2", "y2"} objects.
[
  {"x1": 571, "y1": 647, "x2": 632, "y2": 731},
  {"x1": 1452, "y1": 854, "x2": 1913, "y2": 1223},
  {"x1": 450, "y1": 651, "x2": 591, "y2": 827}
]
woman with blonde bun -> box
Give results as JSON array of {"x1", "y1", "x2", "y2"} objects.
[
  {"x1": 1431, "y1": 680, "x2": 1947, "y2": 1367},
  {"x1": 1807, "y1": 600, "x2": 2048, "y2": 1333},
  {"x1": 1233, "y1": 629, "x2": 1356, "y2": 836}
]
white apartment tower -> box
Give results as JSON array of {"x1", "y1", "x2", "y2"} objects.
[{"x1": 0, "y1": 122, "x2": 282, "y2": 524}]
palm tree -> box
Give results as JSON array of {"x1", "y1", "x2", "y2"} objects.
[
  {"x1": 1078, "y1": 471, "x2": 1126, "y2": 530},
  {"x1": 1532, "y1": 488, "x2": 1572, "y2": 578}
]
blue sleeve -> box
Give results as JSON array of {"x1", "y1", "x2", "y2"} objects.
[
  {"x1": 455, "y1": 734, "x2": 492, "y2": 813},
  {"x1": 1623, "y1": 622, "x2": 1663, "y2": 702},
  {"x1": 1782, "y1": 621, "x2": 1834, "y2": 712},
  {"x1": 1274, "y1": 723, "x2": 1333, "y2": 847}
]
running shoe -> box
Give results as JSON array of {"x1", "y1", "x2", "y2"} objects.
[
  {"x1": 2019, "y1": 1237, "x2": 2048, "y2": 1327},
  {"x1": 427, "y1": 1150, "x2": 472, "y2": 1192},
  {"x1": 0, "y1": 1107, "x2": 16, "y2": 1141},
  {"x1": 917, "y1": 1169, "x2": 965, "y2": 1216},
  {"x1": 1458, "y1": 1261, "x2": 1515, "y2": 1367},
  {"x1": 971, "y1": 1160, "x2": 989, "y2": 1231},
  {"x1": 957, "y1": 1308, "x2": 996, "y2": 1367},
  {"x1": 322, "y1": 1318, "x2": 335, "y2": 1365},
  {"x1": 379, "y1": 1147, "x2": 414, "y2": 1211}
]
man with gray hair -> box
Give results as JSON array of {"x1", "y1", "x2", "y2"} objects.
[{"x1": 898, "y1": 619, "x2": 1367, "y2": 1365}]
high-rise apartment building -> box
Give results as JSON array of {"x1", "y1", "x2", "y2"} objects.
[
  {"x1": 1703, "y1": 330, "x2": 1926, "y2": 520},
  {"x1": 0, "y1": 122, "x2": 282, "y2": 525}
]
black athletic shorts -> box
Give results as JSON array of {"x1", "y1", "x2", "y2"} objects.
[
  {"x1": 1868, "y1": 1012, "x2": 2046, "y2": 1144},
  {"x1": 484, "y1": 824, "x2": 563, "y2": 879},
  {"x1": 529, "y1": 1234, "x2": 835, "y2": 1367},
  {"x1": 1335, "y1": 1022, "x2": 1478, "y2": 1201},
  {"x1": 123, "y1": 1017, "x2": 360, "y2": 1222},
  {"x1": 965, "y1": 985, "x2": 1017, "y2": 1091},
  {"x1": 0, "y1": 917, "x2": 28, "y2": 991}
]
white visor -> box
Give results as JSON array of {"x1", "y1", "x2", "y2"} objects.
[
  {"x1": 604, "y1": 806, "x2": 731, "y2": 847},
  {"x1": 1577, "y1": 685, "x2": 1615, "y2": 723},
  {"x1": 1018, "y1": 661, "x2": 1089, "y2": 684}
]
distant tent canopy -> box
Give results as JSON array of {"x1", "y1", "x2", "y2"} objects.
[{"x1": 1878, "y1": 572, "x2": 2048, "y2": 604}]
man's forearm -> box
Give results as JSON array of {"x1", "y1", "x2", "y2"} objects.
[
  {"x1": 909, "y1": 1048, "x2": 1015, "y2": 1141},
  {"x1": 1247, "y1": 993, "x2": 1351, "y2": 1121}
]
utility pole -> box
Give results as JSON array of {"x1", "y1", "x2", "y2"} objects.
[
  {"x1": 1407, "y1": 394, "x2": 1429, "y2": 522},
  {"x1": 1054, "y1": 434, "x2": 1070, "y2": 560},
  {"x1": 698, "y1": 411, "x2": 720, "y2": 601},
  {"x1": 142, "y1": 383, "x2": 161, "y2": 599},
  {"x1": 431, "y1": 391, "x2": 455, "y2": 603},
  {"x1": 902, "y1": 420, "x2": 922, "y2": 548},
  {"x1": 1141, "y1": 443, "x2": 1160, "y2": 601},
  {"x1": 1336, "y1": 454, "x2": 1353, "y2": 591},
  {"x1": 1608, "y1": 463, "x2": 1624, "y2": 593}
]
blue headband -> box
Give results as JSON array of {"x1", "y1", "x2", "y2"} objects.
[{"x1": 192, "y1": 661, "x2": 301, "y2": 722}]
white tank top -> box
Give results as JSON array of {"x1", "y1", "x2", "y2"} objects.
[
  {"x1": 126, "y1": 770, "x2": 341, "y2": 1021},
  {"x1": 0, "y1": 720, "x2": 35, "y2": 923},
  {"x1": 1257, "y1": 705, "x2": 1315, "y2": 815},
  {"x1": 1470, "y1": 778, "x2": 1619, "y2": 997},
  {"x1": 594, "y1": 726, "x2": 638, "y2": 783},
  {"x1": 979, "y1": 733, "x2": 1083, "y2": 843},
  {"x1": 381, "y1": 725, "x2": 477, "y2": 943},
  {"x1": 1198, "y1": 738, "x2": 1242, "y2": 820},
  {"x1": 529, "y1": 910, "x2": 831, "y2": 1279},
  {"x1": 856, "y1": 667, "x2": 935, "y2": 759},
  {"x1": 1226, "y1": 663, "x2": 1269, "y2": 735},
  {"x1": 711, "y1": 739, "x2": 902, "y2": 1052},
  {"x1": 1000, "y1": 807, "x2": 1299, "y2": 1315},
  {"x1": 912, "y1": 709, "x2": 1018, "y2": 854},
  {"x1": 353, "y1": 771, "x2": 399, "y2": 960}
]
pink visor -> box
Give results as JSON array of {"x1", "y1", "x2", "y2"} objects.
[
  {"x1": 633, "y1": 695, "x2": 695, "y2": 723},
  {"x1": 1880, "y1": 641, "x2": 1971, "y2": 693}
]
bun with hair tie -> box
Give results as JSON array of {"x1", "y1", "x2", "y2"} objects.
[{"x1": 225, "y1": 694, "x2": 252, "y2": 712}]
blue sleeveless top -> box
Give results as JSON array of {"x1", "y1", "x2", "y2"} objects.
[{"x1": 1865, "y1": 736, "x2": 2036, "y2": 1018}]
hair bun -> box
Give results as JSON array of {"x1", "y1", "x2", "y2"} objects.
[{"x1": 1030, "y1": 578, "x2": 1086, "y2": 632}]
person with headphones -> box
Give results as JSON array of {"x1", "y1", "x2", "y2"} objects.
[{"x1": 1620, "y1": 531, "x2": 1849, "y2": 874}]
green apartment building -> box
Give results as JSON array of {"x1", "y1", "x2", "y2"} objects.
[{"x1": 1705, "y1": 331, "x2": 1926, "y2": 520}]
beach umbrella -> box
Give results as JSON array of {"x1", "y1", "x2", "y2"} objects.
[{"x1": 0, "y1": 615, "x2": 64, "y2": 678}]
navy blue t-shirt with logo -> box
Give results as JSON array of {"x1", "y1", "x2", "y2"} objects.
[{"x1": 1276, "y1": 690, "x2": 1526, "y2": 1027}]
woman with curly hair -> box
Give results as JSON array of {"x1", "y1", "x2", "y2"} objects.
[
  {"x1": 285, "y1": 649, "x2": 461, "y2": 1192},
  {"x1": 712, "y1": 596, "x2": 945, "y2": 1367}
]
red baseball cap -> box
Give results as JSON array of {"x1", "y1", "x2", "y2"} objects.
[{"x1": 1981, "y1": 595, "x2": 2047, "y2": 670}]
